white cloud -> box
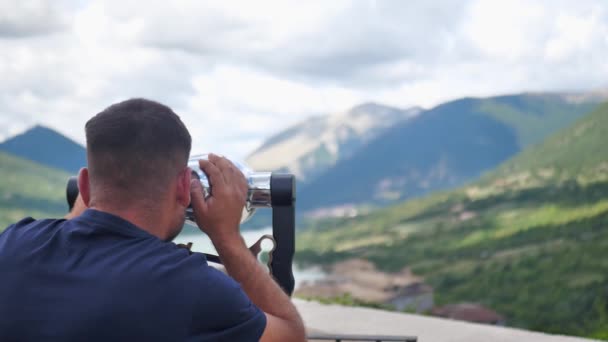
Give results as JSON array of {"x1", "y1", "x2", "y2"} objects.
[
  {"x1": 0, "y1": 0, "x2": 607, "y2": 159},
  {"x1": 0, "y1": 0, "x2": 69, "y2": 37},
  {"x1": 544, "y1": 7, "x2": 607, "y2": 63},
  {"x1": 463, "y1": 0, "x2": 546, "y2": 61}
]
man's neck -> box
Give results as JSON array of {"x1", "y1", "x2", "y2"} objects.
[{"x1": 90, "y1": 204, "x2": 169, "y2": 240}]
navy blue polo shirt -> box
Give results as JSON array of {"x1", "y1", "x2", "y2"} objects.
[{"x1": 0, "y1": 209, "x2": 266, "y2": 341}]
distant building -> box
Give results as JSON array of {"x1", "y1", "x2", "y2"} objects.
[{"x1": 431, "y1": 303, "x2": 505, "y2": 326}]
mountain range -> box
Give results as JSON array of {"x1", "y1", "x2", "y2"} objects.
[
  {"x1": 1, "y1": 90, "x2": 606, "y2": 228},
  {"x1": 246, "y1": 102, "x2": 421, "y2": 183},
  {"x1": 249, "y1": 92, "x2": 603, "y2": 212},
  {"x1": 295, "y1": 101, "x2": 608, "y2": 339},
  {"x1": 0, "y1": 125, "x2": 86, "y2": 174}
]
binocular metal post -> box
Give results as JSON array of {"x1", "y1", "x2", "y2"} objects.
[{"x1": 270, "y1": 173, "x2": 296, "y2": 296}]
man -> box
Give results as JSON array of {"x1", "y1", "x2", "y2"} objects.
[{"x1": 0, "y1": 99, "x2": 305, "y2": 341}]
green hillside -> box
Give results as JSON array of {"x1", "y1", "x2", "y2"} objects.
[
  {"x1": 0, "y1": 151, "x2": 69, "y2": 230},
  {"x1": 296, "y1": 103, "x2": 608, "y2": 339},
  {"x1": 478, "y1": 93, "x2": 599, "y2": 147},
  {"x1": 479, "y1": 101, "x2": 608, "y2": 188}
]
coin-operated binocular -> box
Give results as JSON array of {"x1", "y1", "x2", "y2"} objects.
[{"x1": 66, "y1": 154, "x2": 297, "y2": 296}]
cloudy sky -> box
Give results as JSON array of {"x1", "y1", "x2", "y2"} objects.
[{"x1": 1, "y1": 0, "x2": 607, "y2": 159}]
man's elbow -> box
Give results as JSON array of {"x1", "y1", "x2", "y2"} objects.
[
  {"x1": 260, "y1": 313, "x2": 306, "y2": 342},
  {"x1": 290, "y1": 318, "x2": 307, "y2": 342}
]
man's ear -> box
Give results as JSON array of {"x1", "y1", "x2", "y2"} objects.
[
  {"x1": 176, "y1": 167, "x2": 191, "y2": 208},
  {"x1": 78, "y1": 168, "x2": 91, "y2": 207}
]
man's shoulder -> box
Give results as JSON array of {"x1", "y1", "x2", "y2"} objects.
[
  {"x1": 8, "y1": 216, "x2": 37, "y2": 228},
  {"x1": 3, "y1": 216, "x2": 60, "y2": 229},
  {"x1": 1, "y1": 216, "x2": 65, "y2": 239},
  {"x1": 0, "y1": 217, "x2": 67, "y2": 258}
]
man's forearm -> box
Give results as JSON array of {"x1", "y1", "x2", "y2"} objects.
[{"x1": 213, "y1": 233, "x2": 305, "y2": 337}]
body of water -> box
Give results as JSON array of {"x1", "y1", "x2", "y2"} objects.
[{"x1": 173, "y1": 227, "x2": 325, "y2": 289}]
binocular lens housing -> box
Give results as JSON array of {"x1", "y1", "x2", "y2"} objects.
[{"x1": 186, "y1": 154, "x2": 272, "y2": 224}]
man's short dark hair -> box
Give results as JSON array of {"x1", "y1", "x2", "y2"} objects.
[{"x1": 85, "y1": 98, "x2": 192, "y2": 206}]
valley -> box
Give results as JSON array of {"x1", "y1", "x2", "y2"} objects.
[{"x1": 295, "y1": 102, "x2": 608, "y2": 339}]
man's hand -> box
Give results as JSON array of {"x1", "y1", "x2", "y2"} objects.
[
  {"x1": 189, "y1": 153, "x2": 248, "y2": 243},
  {"x1": 189, "y1": 153, "x2": 306, "y2": 341}
]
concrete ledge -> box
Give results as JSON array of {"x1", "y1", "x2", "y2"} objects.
[{"x1": 295, "y1": 299, "x2": 599, "y2": 342}]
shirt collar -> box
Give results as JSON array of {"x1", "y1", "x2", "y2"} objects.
[{"x1": 75, "y1": 208, "x2": 157, "y2": 239}]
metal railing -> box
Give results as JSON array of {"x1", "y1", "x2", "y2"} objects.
[{"x1": 307, "y1": 333, "x2": 417, "y2": 341}]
